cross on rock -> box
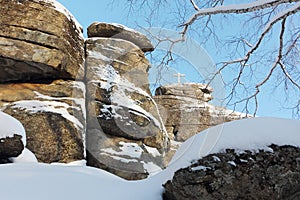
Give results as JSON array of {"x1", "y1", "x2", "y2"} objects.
[{"x1": 173, "y1": 73, "x2": 185, "y2": 84}]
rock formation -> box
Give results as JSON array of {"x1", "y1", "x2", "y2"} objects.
[
  {"x1": 0, "y1": 0, "x2": 85, "y2": 163},
  {"x1": 85, "y1": 29, "x2": 169, "y2": 180},
  {"x1": 0, "y1": 0, "x2": 85, "y2": 83},
  {"x1": 154, "y1": 83, "x2": 248, "y2": 142},
  {"x1": 0, "y1": 80, "x2": 85, "y2": 163},
  {"x1": 0, "y1": 0, "x2": 251, "y2": 181},
  {"x1": 163, "y1": 144, "x2": 300, "y2": 200}
]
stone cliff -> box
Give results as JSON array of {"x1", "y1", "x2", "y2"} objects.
[{"x1": 0, "y1": 0, "x2": 247, "y2": 180}]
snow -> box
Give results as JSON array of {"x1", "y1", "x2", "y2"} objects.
[
  {"x1": 227, "y1": 161, "x2": 237, "y2": 167},
  {"x1": 144, "y1": 145, "x2": 162, "y2": 157},
  {"x1": 0, "y1": 111, "x2": 26, "y2": 146},
  {"x1": 191, "y1": 165, "x2": 211, "y2": 171},
  {"x1": 0, "y1": 117, "x2": 299, "y2": 200},
  {"x1": 101, "y1": 142, "x2": 143, "y2": 159},
  {"x1": 9, "y1": 148, "x2": 38, "y2": 163}
]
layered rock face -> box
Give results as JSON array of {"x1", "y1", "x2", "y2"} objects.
[
  {"x1": 85, "y1": 25, "x2": 169, "y2": 180},
  {"x1": 163, "y1": 144, "x2": 300, "y2": 200},
  {"x1": 154, "y1": 83, "x2": 247, "y2": 142},
  {"x1": 0, "y1": 0, "x2": 85, "y2": 83},
  {"x1": 0, "y1": 0, "x2": 85, "y2": 163}
]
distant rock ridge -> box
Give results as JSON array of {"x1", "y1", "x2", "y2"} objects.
[{"x1": 154, "y1": 83, "x2": 248, "y2": 142}]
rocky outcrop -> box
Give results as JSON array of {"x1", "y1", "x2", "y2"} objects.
[
  {"x1": 0, "y1": 80, "x2": 85, "y2": 163},
  {"x1": 0, "y1": 0, "x2": 85, "y2": 83},
  {"x1": 154, "y1": 83, "x2": 247, "y2": 142},
  {"x1": 87, "y1": 22, "x2": 154, "y2": 52},
  {"x1": 0, "y1": 0, "x2": 85, "y2": 164},
  {"x1": 163, "y1": 144, "x2": 300, "y2": 200},
  {"x1": 86, "y1": 32, "x2": 169, "y2": 180}
]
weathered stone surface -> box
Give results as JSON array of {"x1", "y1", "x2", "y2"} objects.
[
  {"x1": 155, "y1": 83, "x2": 213, "y2": 102},
  {"x1": 0, "y1": 0, "x2": 85, "y2": 83},
  {"x1": 86, "y1": 38, "x2": 151, "y2": 93},
  {"x1": 87, "y1": 22, "x2": 154, "y2": 52},
  {"x1": 154, "y1": 84, "x2": 247, "y2": 142},
  {"x1": 0, "y1": 80, "x2": 85, "y2": 163},
  {"x1": 87, "y1": 129, "x2": 166, "y2": 180},
  {"x1": 0, "y1": 134, "x2": 24, "y2": 159},
  {"x1": 86, "y1": 38, "x2": 165, "y2": 141},
  {"x1": 86, "y1": 37, "x2": 170, "y2": 179},
  {"x1": 163, "y1": 144, "x2": 300, "y2": 200}
]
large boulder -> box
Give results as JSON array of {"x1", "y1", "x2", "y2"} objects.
[
  {"x1": 85, "y1": 36, "x2": 170, "y2": 179},
  {"x1": 0, "y1": 80, "x2": 85, "y2": 163},
  {"x1": 0, "y1": 0, "x2": 85, "y2": 83},
  {"x1": 163, "y1": 144, "x2": 300, "y2": 200},
  {"x1": 87, "y1": 22, "x2": 154, "y2": 52}
]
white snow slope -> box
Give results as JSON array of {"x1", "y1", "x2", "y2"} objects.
[{"x1": 0, "y1": 117, "x2": 299, "y2": 200}]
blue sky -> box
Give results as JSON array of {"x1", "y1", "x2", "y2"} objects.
[{"x1": 57, "y1": 0, "x2": 297, "y2": 119}]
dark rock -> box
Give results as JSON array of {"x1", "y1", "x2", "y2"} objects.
[
  {"x1": 0, "y1": 134, "x2": 24, "y2": 159},
  {"x1": 163, "y1": 144, "x2": 300, "y2": 200}
]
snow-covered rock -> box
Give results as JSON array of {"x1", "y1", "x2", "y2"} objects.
[
  {"x1": 85, "y1": 35, "x2": 169, "y2": 180},
  {"x1": 0, "y1": 80, "x2": 85, "y2": 163},
  {"x1": 163, "y1": 144, "x2": 300, "y2": 200}
]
